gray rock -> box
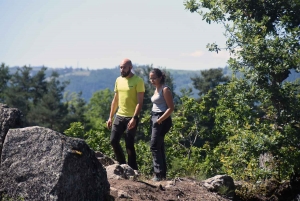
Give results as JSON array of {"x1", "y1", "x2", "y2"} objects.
[
  {"x1": 203, "y1": 175, "x2": 235, "y2": 199},
  {"x1": 106, "y1": 164, "x2": 137, "y2": 180},
  {"x1": 0, "y1": 126, "x2": 110, "y2": 201},
  {"x1": 259, "y1": 152, "x2": 274, "y2": 170},
  {"x1": 0, "y1": 103, "x2": 22, "y2": 160},
  {"x1": 106, "y1": 164, "x2": 124, "y2": 180},
  {"x1": 95, "y1": 151, "x2": 117, "y2": 166}
]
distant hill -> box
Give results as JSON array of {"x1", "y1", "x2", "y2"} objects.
[
  {"x1": 58, "y1": 67, "x2": 202, "y2": 101},
  {"x1": 8, "y1": 66, "x2": 300, "y2": 102},
  {"x1": 9, "y1": 66, "x2": 204, "y2": 101}
]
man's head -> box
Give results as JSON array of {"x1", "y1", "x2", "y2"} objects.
[{"x1": 120, "y1": 58, "x2": 133, "y2": 77}]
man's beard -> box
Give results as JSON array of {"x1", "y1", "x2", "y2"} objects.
[{"x1": 121, "y1": 70, "x2": 131, "y2": 77}]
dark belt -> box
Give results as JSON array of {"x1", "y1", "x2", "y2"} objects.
[{"x1": 151, "y1": 111, "x2": 165, "y2": 115}]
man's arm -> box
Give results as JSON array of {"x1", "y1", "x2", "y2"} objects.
[
  {"x1": 106, "y1": 92, "x2": 119, "y2": 129},
  {"x1": 127, "y1": 92, "x2": 144, "y2": 130}
]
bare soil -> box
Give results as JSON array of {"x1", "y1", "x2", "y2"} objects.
[{"x1": 108, "y1": 177, "x2": 233, "y2": 201}]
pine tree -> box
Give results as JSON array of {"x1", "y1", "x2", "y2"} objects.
[{"x1": 29, "y1": 72, "x2": 69, "y2": 132}]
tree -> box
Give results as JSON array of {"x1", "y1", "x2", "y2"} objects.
[
  {"x1": 0, "y1": 63, "x2": 11, "y2": 102},
  {"x1": 29, "y1": 71, "x2": 69, "y2": 132},
  {"x1": 84, "y1": 88, "x2": 114, "y2": 130},
  {"x1": 30, "y1": 66, "x2": 48, "y2": 105},
  {"x1": 189, "y1": 68, "x2": 229, "y2": 142},
  {"x1": 64, "y1": 91, "x2": 87, "y2": 130},
  {"x1": 4, "y1": 66, "x2": 33, "y2": 124},
  {"x1": 191, "y1": 68, "x2": 229, "y2": 97},
  {"x1": 185, "y1": 0, "x2": 300, "y2": 180}
]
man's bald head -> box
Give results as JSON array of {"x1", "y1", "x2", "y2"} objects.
[
  {"x1": 120, "y1": 58, "x2": 133, "y2": 77},
  {"x1": 120, "y1": 58, "x2": 132, "y2": 67}
]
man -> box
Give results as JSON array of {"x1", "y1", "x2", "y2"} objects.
[{"x1": 106, "y1": 58, "x2": 145, "y2": 170}]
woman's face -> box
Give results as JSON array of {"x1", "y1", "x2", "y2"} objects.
[{"x1": 149, "y1": 72, "x2": 161, "y2": 86}]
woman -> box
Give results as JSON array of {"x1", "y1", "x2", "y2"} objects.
[{"x1": 149, "y1": 68, "x2": 174, "y2": 181}]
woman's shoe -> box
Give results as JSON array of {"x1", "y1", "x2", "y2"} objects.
[{"x1": 151, "y1": 176, "x2": 162, "y2": 182}]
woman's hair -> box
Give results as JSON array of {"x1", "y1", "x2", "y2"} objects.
[{"x1": 150, "y1": 68, "x2": 166, "y2": 84}]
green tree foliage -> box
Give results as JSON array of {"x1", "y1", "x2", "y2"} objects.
[
  {"x1": 28, "y1": 72, "x2": 70, "y2": 132},
  {"x1": 64, "y1": 121, "x2": 114, "y2": 157},
  {"x1": 178, "y1": 87, "x2": 194, "y2": 98},
  {"x1": 4, "y1": 66, "x2": 34, "y2": 124},
  {"x1": 64, "y1": 122, "x2": 86, "y2": 139},
  {"x1": 190, "y1": 68, "x2": 230, "y2": 141},
  {"x1": 1, "y1": 66, "x2": 86, "y2": 133},
  {"x1": 191, "y1": 68, "x2": 229, "y2": 97},
  {"x1": 185, "y1": 0, "x2": 300, "y2": 180},
  {"x1": 64, "y1": 91, "x2": 87, "y2": 128},
  {"x1": 84, "y1": 88, "x2": 114, "y2": 130},
  {"x1": 0, "y1": 63, "x2": 11, "y2": 102},
  {"x1": 30, "y1": 67, "x2": 48, "y2": 105}
]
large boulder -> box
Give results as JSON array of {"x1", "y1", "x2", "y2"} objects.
[
  {"x1": 0, "y1": 126, "x2": 110, "y2": 201},
  {"x1": 0, "y1": 103, "x2": 22, "y2": 159}
]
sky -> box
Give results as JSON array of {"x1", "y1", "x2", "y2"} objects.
[{"x1": 0, "y1": 0, "x2": 230, "y2": 71}]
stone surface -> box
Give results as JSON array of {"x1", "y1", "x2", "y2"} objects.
[
  {"x1": 106, "y1": 163, "x2": 137, "y2": 180},
  {"x1": 0, "y1": 103, "x2": 22, "y2": 160},
  {"x1": 95, "y1": 151, "x2": 117, "y2": 166},
  {"x1": 0, "y1": 126, "x2": 110, "y2": 201},
  {"x1": 203, "y1": 175, "x2": 235, "y2": 199}
]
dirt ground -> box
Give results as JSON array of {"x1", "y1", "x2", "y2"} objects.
[{"x1": 108, "y1": 177, "x2": 233, "y2": 201}]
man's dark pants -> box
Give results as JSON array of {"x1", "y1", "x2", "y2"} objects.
[
  {"x1": 110, "y1": 115, "x2": 139, "y2": 170},
  {"x1": 150, "y1": 112, "x2": 172, "y2": 178}
]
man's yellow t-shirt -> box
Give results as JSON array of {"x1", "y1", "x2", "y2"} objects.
[{"x1": 114, "y1": 75, "x2": 145, "y2": 117}]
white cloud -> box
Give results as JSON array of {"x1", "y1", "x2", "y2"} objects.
[
  {"x1": 181, "y1": 50, "x2": 205, "y2": 57},
  {"x1": 190, "y1": 51, "x2": 205, "y2": 57}
]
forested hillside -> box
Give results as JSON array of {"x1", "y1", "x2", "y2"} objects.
[
  {"x1": 8, "y1": 65, "x2": 300, "y2": 102},
  {"x1": 8, "y1": 65, "x2": 209, "y2": 101}
]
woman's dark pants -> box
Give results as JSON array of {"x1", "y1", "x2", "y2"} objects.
[{"x1": 150, "y1": 113, "x2": 172, "y2": 178}]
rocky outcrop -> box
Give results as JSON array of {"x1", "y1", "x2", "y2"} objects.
[
  {"x1": 0, "y1": 103, "x2": 22, "y2": 160},
  {"x1": 0, "y1": 126, "x2": 110, "y2": 201}
]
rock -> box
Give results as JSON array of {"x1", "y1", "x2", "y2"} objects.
[
  {"x1": 106, "y1": 164, "x2": 124, "y2": 180},
  {"x1": 106, "y1": 164, "x2": 137, "y2": 180},
  {"x1": 0, "y1": 126, "x2": 110, "y2": 201},
  {"x1": 117, "y1": 190, "x2": 132, "y2": 199},
  {"x1": 203, "y1": 175, "x2": 235, "y2": 199},
  {"x1": 259, "y1": 152, "x2": 275, "y2": 170},
  {"x1": 0, "y1": 103, "x2": 22, "y2": 159},
  {"x1": 95, "y1": 151, "x2": 117, "y2": 166}
]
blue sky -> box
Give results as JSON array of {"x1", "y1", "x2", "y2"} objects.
[{"x1": 0, "y1": 0, "x2": 230, "y2": 70}]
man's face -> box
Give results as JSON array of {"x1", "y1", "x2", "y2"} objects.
[{"x1": 120, "y1": 62, "x2": 131, "y2": 77}]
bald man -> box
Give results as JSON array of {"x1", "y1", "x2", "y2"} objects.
[{"x1": 106, "y1": 58, "x2": 145, "y2": 170}]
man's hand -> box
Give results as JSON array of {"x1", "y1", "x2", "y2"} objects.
[
  {"x1": 127, "y1": 118, "x2": 136, "y2": 130},
  {"x1": 107, "y1": 118, "x2": 113, "y2": 129}
]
